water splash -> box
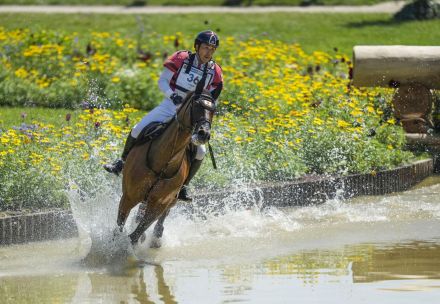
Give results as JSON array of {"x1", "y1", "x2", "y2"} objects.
[
  {"x1": 66, "y1": 173, "x2": 134, "y2": 267},
  {"x1": 64, "y1": 164, "x2": 440, "y2": 264}
]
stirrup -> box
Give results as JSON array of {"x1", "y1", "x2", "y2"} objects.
[
  {"x1": 178, "y1": 186, "x2": 193, "y2": 201},
  {"x1": 103, "y1": 159, "x2": 124, "y2": 176}
]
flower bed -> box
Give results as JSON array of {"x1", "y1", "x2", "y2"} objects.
[{"x1": 0, "y1": 28, "x2": 414, "y2": 211}]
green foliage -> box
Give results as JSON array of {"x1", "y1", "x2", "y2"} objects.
[{"x1": 0, "y1": 153, "x2": 68, "y2": 211}]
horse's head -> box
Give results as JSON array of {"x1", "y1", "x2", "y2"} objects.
[{"x1": 178, "y1": 90, "x2": 216, "y2": 146}]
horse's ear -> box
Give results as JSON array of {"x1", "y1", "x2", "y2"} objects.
[
  {"x1": 194, "y1": 77, "x2": 204, "y2": 98},
  {"x1": 195, "y1": 63, "x2": 209, "y2": 98}
]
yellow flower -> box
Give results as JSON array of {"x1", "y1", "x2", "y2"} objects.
[
  {"x1": 337, "y1": 120, "x2": 351, "y2": 128},
  {"x1": 111, "y1": 76, "x2": 120, "y2": 83},
  {"x1": 14, "y1": 67, "x2": 28, "y2": 78},
  {"x1": 234, "y1": 136, "x2": 243, "y2": 143},
  {"x1": 386, "y1": 118, "x2": 396, "y2": 125},
  {"x1": 313, "y1": 117, "x2": 324, "y2": 126},
  {"x1": 367, "y1": 106, "x2": 375, "y2": 114}
]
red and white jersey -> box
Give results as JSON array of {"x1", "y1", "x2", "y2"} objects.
[{"x1": 163, "y1": 50, "x2": 223, "y2": 98}]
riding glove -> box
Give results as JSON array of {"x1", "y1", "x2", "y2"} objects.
[{"x1": 170, "y1": 93, "x2": 183, "y2": 105}]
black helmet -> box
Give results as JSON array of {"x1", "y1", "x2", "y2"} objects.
[{"x1": 194, "y1": 30, "x2": 219, "y2": 49}]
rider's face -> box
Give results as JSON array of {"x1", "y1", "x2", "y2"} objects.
[{"x1": 196, "y1": 43, "x2": 216, "y2": 64}]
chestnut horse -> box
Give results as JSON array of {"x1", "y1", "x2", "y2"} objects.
[{"x1": 116, "y1": 89, "x2": 216, "y2": 245}]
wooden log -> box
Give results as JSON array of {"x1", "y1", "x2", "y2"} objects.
[
  {"x1": 352, "y1": 46, "x2": 440, "y2": 89},
  {"x1": 392, "y1": 83, "x2": 434, "y2": 133}
]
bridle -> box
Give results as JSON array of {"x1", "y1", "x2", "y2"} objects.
[{"x1": 175, "y1": 92, "x2": 216, "y2": 135}]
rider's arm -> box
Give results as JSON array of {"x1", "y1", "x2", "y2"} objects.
[
  {"x1": 158, "y1": 68, "x2": 174, "y2": 99},
  {"x1": 210, "y1": 64, "x2": 223, "y2": 103},
  {"x1": 210, "y1": 82, "x2": 223, "y2": 101}
]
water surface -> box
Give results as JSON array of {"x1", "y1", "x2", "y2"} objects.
[{"x1": 1, "y1": 177, "x2": 440, "y2": 303}]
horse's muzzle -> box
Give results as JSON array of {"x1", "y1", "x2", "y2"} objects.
[{"x1": 191, "y1": 123, "x2": 211, "y2": 145}]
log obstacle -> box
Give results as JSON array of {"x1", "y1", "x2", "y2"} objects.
[{"x1": 352, "y1": 45, "x2": 440, "y2": 133}]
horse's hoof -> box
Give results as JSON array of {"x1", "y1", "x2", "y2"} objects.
[{"x1": 149, "y1": 237, "x2": 162, "y2": 249}]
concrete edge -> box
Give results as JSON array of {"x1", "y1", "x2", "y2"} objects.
[
  {"x1": 0, "y1": 2, "x2": 407, "y2": 14},
  {"x1": 0, "y1": 158, "x2": 433, "y2": 246}
]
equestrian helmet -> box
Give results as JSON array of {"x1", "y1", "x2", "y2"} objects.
[{"x1": 194, "y1": 30, "x2": 219, "y2": 49}]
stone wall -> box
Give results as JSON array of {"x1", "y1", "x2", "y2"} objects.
[
  {"x1": 0, "y1": 210, "x2": 77, "y2": 246},
  {"x1": 0, "y1": 159, "x2": 434, "y2": 246}
]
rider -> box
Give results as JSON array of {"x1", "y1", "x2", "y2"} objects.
[{"x1": 104, "y1": 30, "x2": 223, "y2": 201}]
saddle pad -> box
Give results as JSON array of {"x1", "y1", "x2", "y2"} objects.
[{"x1": 135, "y1": 121, "x2": 169, "y2": 146}]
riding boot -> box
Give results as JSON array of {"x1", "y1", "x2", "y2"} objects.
[
  {"x1": 103, "y1": 133, "x2": 137, "y2": 176},
  {"x1": 178, "y1": 158, "x2": 203, "y2": 201}
]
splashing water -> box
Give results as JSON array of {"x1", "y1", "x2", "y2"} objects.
[{"x1": 65, "y1": 170, "x2": 440, "y2": 265}]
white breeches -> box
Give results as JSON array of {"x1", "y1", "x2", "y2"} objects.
[
  {"x1": 131, "y1": 98, "x2": 175, "y2": 138},
  {"x1": 131, "y1": 98, "x2": 206, "y2": 160}
]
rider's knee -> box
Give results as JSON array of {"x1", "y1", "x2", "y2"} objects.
[
  {"x1": 195, "y1": 145, "x2": 206, "y2": 160},
  {"x1": 130, "y1": 125, "x2": 141, "y2": 139}
]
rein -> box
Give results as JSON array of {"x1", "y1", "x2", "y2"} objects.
[
  {"x1": 142, "y1": 62, "x2": 213, "y2": 204},
  {"x1": 148, "y1": 95, "x2": 194, "y2": 177},
  {"x1": 142, "y1": 95, "x2": 198, "y2": 203}
]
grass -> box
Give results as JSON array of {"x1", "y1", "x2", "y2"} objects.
[
  {"x1": 0, "y1": 107, "x2": 79, "y2": 130},
  {"x1": 0, "y1": 12, "x2": 438, "y2": 55},
  {"x1": 0, "y1": 0, "x2": 393, "y2": 6}
]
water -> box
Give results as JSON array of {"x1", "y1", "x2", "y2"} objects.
[{"x1": 1, "y1": 177, "x2": 440, "y2": 303}]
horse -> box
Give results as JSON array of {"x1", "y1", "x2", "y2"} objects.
[{"x1": 116, "y1": 87, "x2": 216, "y2": 246}]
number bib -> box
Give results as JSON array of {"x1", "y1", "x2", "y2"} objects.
[{"x1": 175, "y1": 64, "x2": 213, "y2": 94}]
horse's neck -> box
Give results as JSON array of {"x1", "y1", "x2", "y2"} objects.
[{"x1": 147, "y1": 116, "x2": 191, "y2": 175}]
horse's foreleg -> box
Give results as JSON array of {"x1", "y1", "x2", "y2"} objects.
[
  {"x1": 149, "y1": 209, "x2": 170, "y2": 248},
  {"x1": 153, "y1": 209, "x2": 170, "y2": 239},
  {"x1": 117, "y1": 210, "x2": 127, "y2": 231},
  {"x1": 129, "y1": 210, "x2": 157, "y2": 245},
  {"x1": 113, "y1": 198, "x2": 129, "y2": 240},
  {"x1": 116, "y1": 194, "x2": 135, "y2": 232}
]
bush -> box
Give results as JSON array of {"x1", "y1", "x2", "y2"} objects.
[{"x1": 394, "y1": 0, "x2": 440, "y2": 21}]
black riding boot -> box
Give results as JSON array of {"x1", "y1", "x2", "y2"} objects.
[
  {"x1": 103, "y1": 133, "x2": 137, "y2": 176},
  {"x1": 178, "y1": 159, "x2": 203, "y2": 201}
]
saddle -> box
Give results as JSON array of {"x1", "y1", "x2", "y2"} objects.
[{"x1": 135, "y1": 121, "x2": 171, "y2": 146}]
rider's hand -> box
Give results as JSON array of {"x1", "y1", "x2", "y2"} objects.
[{"x1": 170, "y1": 93, "x2": 183, "y2": 105}]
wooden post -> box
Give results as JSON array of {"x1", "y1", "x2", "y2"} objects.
[{"x1": 352, "y1": 45, "x2": 440, "y2": 133}]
